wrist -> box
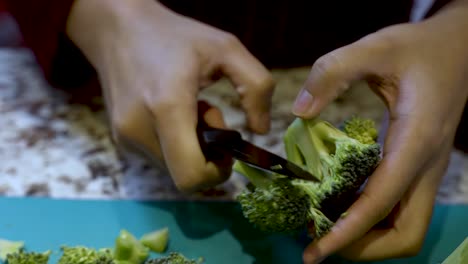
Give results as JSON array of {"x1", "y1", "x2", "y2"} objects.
[{"x1": 65, "y1": 0, "x2": 169, "y2": 69}]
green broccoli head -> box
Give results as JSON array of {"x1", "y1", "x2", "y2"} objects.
[
  {"x1": 235, "y1": 116, "x2": 382, "y2": 238},
  {"x1": 5, "y1": 249, "x2": 51, "y2": 264},
  {"x1": 235, "y1": 162, "x2": 311, "y2": 233},
  {"x1": 57, "y1": 246, "x2": 115, "y2": 264},
  {"x1": 144, "y1": 252, "x2": 204, "y2": 264}
]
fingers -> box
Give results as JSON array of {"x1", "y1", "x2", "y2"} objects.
[
  {"x1": 147, "y1": 78, "x2": 229, "y2": 192},
  {"x1": 303, "y1": 115, "x2": 432, "y2": 263},
  {"x1": 292, "y1": 35, "x2": 396, "y2": 118},
  {"x1": 337, "y1": 144, "x2": 451, "y2": 261},
  {"x1": 218, "y1": 34, "x2": 275, "y2": 134}
]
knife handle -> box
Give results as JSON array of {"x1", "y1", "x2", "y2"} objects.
[{"x1": 196, "y1": 118, "x2": 242, "y2": 160}]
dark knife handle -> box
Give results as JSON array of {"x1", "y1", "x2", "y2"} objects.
[{"x1": 196, "y1": 109, "x2": 243, "y2": 163}]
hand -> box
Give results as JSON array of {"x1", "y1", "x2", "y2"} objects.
[
  {"x1": 65, "y1": 0, "x2": 274, "y2": 192},
  {"x1": 292, "y1": 1, "x2": 468, "y2": 262}
]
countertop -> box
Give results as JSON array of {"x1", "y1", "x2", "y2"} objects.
[{"x1": 0, "y1": 48, "x2": 467, "y2": 203}]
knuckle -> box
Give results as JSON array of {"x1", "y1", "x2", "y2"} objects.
[
  {"x1": 218, "y1": 32, "x2": 242, "y2": 49},
  {"x1": 253, "y1": 74, "x2": 275, "y2": 94},
  {"x1": 398, "y1": 233, "x2": 425, "y2": 257},
  {"x1": 172, "y1": 168, "x2": 206, "y2": 193},
  {"x1": 360, "y1": 191, "x2": 392, "y2": 221},
  {"x1": 147, "y1": 97, "x2": 179, "y2": 120},
  {"x1": 112, "y1": 114, "x2": 134, "y2": 141},
  {"x1": 312, "y1": 52, "x2": 343, "y2": 80},
  {"x1": 173, "y1": 165, "x2": 228, "y2": 193}
]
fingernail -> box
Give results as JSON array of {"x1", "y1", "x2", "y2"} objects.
[
  {"x1": 303, "y1": 254, "x2": 325, "y2": 264},
  {"x1": 292, "y1": 89, "x2": 314, "y2": 116}
]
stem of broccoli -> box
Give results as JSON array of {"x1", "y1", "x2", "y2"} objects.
[{"x1": 233, "y1": 161, "x2": 273, "y2": 189}]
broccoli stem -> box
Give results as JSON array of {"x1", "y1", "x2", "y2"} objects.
[{"x1": 233, "y1": 161, "x2": 273, "y2": 189}]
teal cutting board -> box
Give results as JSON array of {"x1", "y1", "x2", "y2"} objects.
[{"x1": 0, "y1": 197, "x2": 466, "y2": 264}]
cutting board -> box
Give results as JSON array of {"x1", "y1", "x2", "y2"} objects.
[{"x1": 0, "y1": 197, "x2": 466, "y2": 264}]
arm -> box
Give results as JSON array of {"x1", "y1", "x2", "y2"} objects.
[{"x1": 295, "y1": 0, "x2": 468, "y2": 262}]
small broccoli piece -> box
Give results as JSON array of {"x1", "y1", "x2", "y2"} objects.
[
  {"x1": 114, "y1": 230, "x2": 149, "y2": 264},
  {"x1": 57, "y1": 246, "x2": 115, "y2": 264},
  {"x1": 144, "y1": 252, "x2": 204, "y2": 264},
  {"x1": 235, "y1": 116, "x2": 381, "y2": 238},
  {"x1": 140, "y1": 228, "x2": 169, "y2": 253},
  {"x1": 5, "y1": 249, "x2": 51, "y2": 264},
  {"x1": 235, "y1": 162, "x2": 311, "y2": 233},
  {"x1": 0, "y1": 239, "x2": 24, "y2": 261},
  {"x1": 442, "y1": 237, "x2": 468, "y2": 264},
  {"x1": 342, "y1": 116, "x2": 378, "y2": 144}
]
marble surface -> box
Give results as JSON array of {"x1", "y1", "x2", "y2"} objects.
[{"x1": 0, "y1": 48, "x2": 467, "y2": 203}]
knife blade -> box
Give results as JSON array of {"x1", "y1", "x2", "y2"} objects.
[{"x1": 197, "y1": 122, "x2": 320, "y2": 182}]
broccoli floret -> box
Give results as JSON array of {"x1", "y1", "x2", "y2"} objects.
[
  {"x1": 5, "y1": 249, "x2": 51, "y2": 264},
  {"x1": 235, "y1": 116, "x2": 381, "y2": 238},
  {"x1": 341, "y1": 116, "x2": 378, "y2": 144},
  {"x1": 144, "y1": 252, "x2": 204, "y2": 264},
  {"x1": 235, "y1": 162, "x2": 311, "y2": 234},
  {"x1": 114, "y1": 230, "x2": 149, "y2": 264},
  {"x1": 0, "y1": 239, "x2": 24, "y2": 261},
  {"x1": 57, "y1": 246, "x2": 115, "y2": 264},
  {"x1": 140, "y1": 228, "x2": 169, "y2": 254}
]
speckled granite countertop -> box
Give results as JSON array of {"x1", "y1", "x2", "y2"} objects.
[{"x1": 0, "y1": 48, "x2": 467, "y2": 203}]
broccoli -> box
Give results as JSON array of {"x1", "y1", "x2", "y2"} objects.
[
  {"x1": 341, "y1": 116, "x2": 378, "y2": 144},
  {"x1": 114, "y1": 230, "x2": 149, "y2": 264},
  {"x1": 442, "y1": 237, "x2": 468, "y2": 264},
  {"x1": 140, "y1": 228, "x2": 169, "y2": 254},
  {"x1": 235, "y1": 116, "x2": 381, "y2": 238},
  {"x1": 5, "y1": 249, "x2": 51, "y2": 264},
  {"x1": 144, "y1": 252, "x2": 204, "y2": 264},
  {"x1": 0, "y1": 239, "x2": 24, "y2": 261},
  {"x1": 57, "y1": 246, "x2": 115, "y2": 264}
]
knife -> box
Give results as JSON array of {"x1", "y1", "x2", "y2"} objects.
[{"x1": 196, "y1": 119, "x2": 320, "y2": 182}]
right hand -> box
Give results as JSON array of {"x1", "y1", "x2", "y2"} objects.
[{"x1": 65, "y1": 0, "x2": 274, "y2": 192}]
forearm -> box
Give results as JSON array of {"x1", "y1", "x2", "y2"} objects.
[{"x1": 424, "y1": 0, "x2": 468, "y2": 152}]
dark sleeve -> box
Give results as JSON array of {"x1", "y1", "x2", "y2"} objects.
[{"x1": 4, "y1": 0, "x2": 97, "y2": 89}]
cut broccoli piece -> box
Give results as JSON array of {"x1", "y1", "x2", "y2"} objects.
[
  {"x1": 57, "y1": 246, "x2": 115, "y2": 264},
  {"x1": 114, "y1": 230, "x2": 149, "y2": 264},
  {"x1": 235, "y1": 116, "x2": 381, "y2": 238},
  {"x1": 5, "y1": 249, "x2": 51, "y2": 264},
  {"x1": 144, "y1": 252, "x2": 204, "y2": 264},
  {"x1": 0, "y1": 239, "x2": 24, "y2": 261},
  {"x1": 140, "y1": 228, "x2": 169, "y2": 253},
  {"x1": 442, "y1": 237, "x2": 468, "y2": 264}
]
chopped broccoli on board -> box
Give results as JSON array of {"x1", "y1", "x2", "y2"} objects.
[
  {"x1": 5, "y1": 249, "x2": 51, "y2": 264},
  {"x1": 0, "y1": 239, "x2": 24, "y2": 261},
  {"x1": 140, "y1": 228, "x2": 169, "y2": 254},
  {"x1": 114, "y1": 230, "x2": 149, "y2": 264},
  {"x1": 57, "y1": 246, "x2": 115, "y2": 264},
  {"x1": 442, "y1": 237, "x2": 468, "y2": 264},
  {"x1": 144, "y1": 252, "x2": 204, "y2": 264}
]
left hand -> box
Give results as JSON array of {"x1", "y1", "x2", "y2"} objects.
[{"x1": 292, "y1": 2, "x2": 468, "y2": 263}]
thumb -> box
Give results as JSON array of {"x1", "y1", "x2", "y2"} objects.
[{"x1": 292, "y1": 37, "x2": 394, "y2": 118}]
